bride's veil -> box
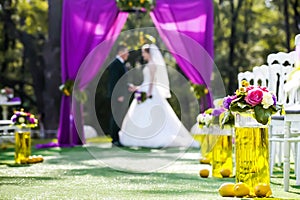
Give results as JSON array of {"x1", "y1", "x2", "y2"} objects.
[{"x1": 149, "y1": 44, "x2": 171, "y2": 98}]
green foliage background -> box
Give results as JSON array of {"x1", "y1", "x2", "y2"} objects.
[{"x1": 0, "y1": 0, "x2": 48, "y2": 116}]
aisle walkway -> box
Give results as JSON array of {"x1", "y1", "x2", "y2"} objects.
[{"x1": 0, "y1": 140, "x2": 299, "y2": 199}]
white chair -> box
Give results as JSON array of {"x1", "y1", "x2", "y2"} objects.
[
  {"x1": 237, "y1": 71, "x2": 254, "y2": 88},
  {"x1": 253, "y1": 64, "x2": 269, "y2": 87},
  {"x1": 0, "y1": 120, "x2": 17, "y2": 144},
  {"x1": 268, "y1": 51, "x2": 297, "y2": 175},
  {"x1": 280, "y1": 35, "x2": 300, "y2": 191},
  {"x1": 282, "y1": 104, "x2": 300, "y2": 191},
  {"x1": 268, "y1": 51, "x2": 295, "y2": 103}
]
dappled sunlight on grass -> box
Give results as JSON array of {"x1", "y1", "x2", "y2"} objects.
[{"x1": 0, "y1": 139, "x2": 299, "y2": 199}]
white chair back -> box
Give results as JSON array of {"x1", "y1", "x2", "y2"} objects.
[
  {"x1": 267, "y1": 51, "x2": 295, "y2": 66},
  {"x1": 267, "y1": 52, "x2": 295, "y2": 105},
  {"x1": 253, "y1": 64, "x2": 269, "y2": 87},
  {"x1": 237, "y1": 71, "x2": 254, "y2": 88}
]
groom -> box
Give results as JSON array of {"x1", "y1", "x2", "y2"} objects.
[{"x1": 108, "y1": 45, "x2": 129, "y2": 147}]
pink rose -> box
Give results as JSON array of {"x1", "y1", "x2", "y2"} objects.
[
  {"x1": 259, "y1": 86, "x2": 269, "y2": 92},
  {"x1": 246, "y1": 85, "x2": 254, "y2": 91},
  {"x1": 245, "y1": 88, "x2": 264, "y2": 106}
]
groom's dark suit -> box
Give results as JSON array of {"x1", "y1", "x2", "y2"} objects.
[{"x1": 108, "y1": 57, "x2": 128, "y2": 145}]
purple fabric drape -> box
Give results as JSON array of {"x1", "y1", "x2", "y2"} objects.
[
  {"x1": 57, "y1": 0, "x2": 128, "y2": 147},
  {"x1": 37, "y1": 0, "x2": 214, "y2": 148},
  {"x1": 151, "y1": 0, "x2": 214, "y2": 107}
]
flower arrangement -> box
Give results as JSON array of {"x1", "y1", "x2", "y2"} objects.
[
  {"x1": 1, "y1": 86, "x2": 14, "y2": 99},
  {"x1": 197, "y1": 109, "x2": 213, "y2": 127},
  {"x1": 134, "y1": 91, "x2": 151, "y2": 104},
  {"x1": 284, "y1": 66, "x2": 300, "y2": 94},
  {"x1": 59, "y1": 80, "x2": 74, "y2": 96},
  {"x1": 190, "y1": 83, "x2": 209, "y2": 100},
  {"x1": 197, "y1": 107, "x2": 229, "y2": 127},
  {"x1": 59, "y1": 80, "x2": 87, "y2": 103},
  {"x1": 221, "y1": 80, "x2": 280, "y2": 125},
  {"x1": 11, "y1": 109, "x2": 38, "y2": 128},
  {"x1": 116, "y1": 0, "x2": 155, "y2": 12}
]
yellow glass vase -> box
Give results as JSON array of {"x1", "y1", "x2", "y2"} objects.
[
  {"x1": 199, "y1": 126, "x2": 214, "y2": 162},
  {"x1": 212, "y1": 126, "x2": 233, "y2": 178},
  {"x1": 234, "y1": 112, "x2": 270, "y2": 195},
  {"x1": 15, "y1": 129, "x2": 31, "y2": 164}
]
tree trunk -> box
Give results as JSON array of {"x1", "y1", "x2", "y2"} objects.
[
  {"x1": 283, "y1": 0, "x2": 291, "y2": 51},
  {"x1": 20, "y1": 32, "x2": 45, "y2": 116},
  {"x1": 42, "y1": 0, "x2": 63, "y2": 133},
  {"x1": 228, "y1": 0, "x2": 243, "y2": 94},
  {"x1": 291, "y1": 0, "x2": 300, "y2": 32}
]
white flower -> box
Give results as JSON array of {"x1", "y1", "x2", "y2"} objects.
[
  {"x1": 197, "y1": 114, "x2": 205, "y2": 123},
  {"x1": 59, "y1": 85, "x2": 65, "y2": 91},
  {"x1": 204, "y1": 114, "x2": 213, "y2": 125},
  {"x1": 262, "y1": 92, "x2": 274, "y2": 109},
  {"x1": 18, "y1": 117, "x2": 25, "y2": 124}
]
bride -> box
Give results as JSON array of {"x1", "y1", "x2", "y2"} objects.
[{"x1": 118, "y1": 44, "x2": 199, "y2": 148}]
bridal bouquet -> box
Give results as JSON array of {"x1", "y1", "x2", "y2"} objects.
[
  {"x1": 221, "y1": 80, "x2": 280, "y2": 125},
  {"x1": 11, "y1": 109, "x2": 38, "y2": 128},
  {"x1": 134, "y1": 91, "x2": 148, "y2": 104}
]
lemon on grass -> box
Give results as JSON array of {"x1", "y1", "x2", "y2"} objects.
[
  {"x1": 234, "y1": 182, "x2": 250, "y2": 197},
  {"x1": 220, "y1": 168, "x2": 231, "y2": 178},
  {"x1": 218, "y1": 182, "x2": 235, "y2": 197},
  {"x1": 199, "y1": 169, "x2": 209, "y2": 178},
  {"x1": 22, "y1": 155, "x2": 44, "y2": 164},
  {"x1": 254, "y1": 183, "x2": 272, "y2": 197},
  {"x1": 27, "y1": 156, "x2": 38, "y2": 164},
  {"x1": 36, "y1": 155, "x2": 44, "y2": 163},
  {"x1": 199, "y1": 157, "x2": 210, "y2": 164}
]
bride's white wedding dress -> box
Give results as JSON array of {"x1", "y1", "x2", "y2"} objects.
[{"x1": 119, "y1": 64, "x2": 199, "y2": 148}]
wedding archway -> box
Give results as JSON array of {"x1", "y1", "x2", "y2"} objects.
[{"x1": 57, "y1": 0, "x2": 214, "y2": 147}]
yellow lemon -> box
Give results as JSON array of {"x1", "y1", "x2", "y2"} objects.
[
  {"x1": 199, "y1": 169, "x2": 209, "y2": 178},
  {"x1": 31, "y1": 155, "x2": 39, "y2": 163},
  {"x1": 20, "y1": 158, "x2": 28, "y2": 164},
  {"x1": 234, "y1": 182, "x2": 250, "y2": 197},
  {"x1": 37, "y1": 155, "x2": 44, "y2": 163},
  {"x1": 199, "y1": 157, "x2": 210, "y2": 164},
  {"x1": 254, "y1": 183, "x2": 272, "y2": 197},
  {"x1": 220, "y1": 168, "x2": 231, "y2": 178},
  {"x1": 27, "y1": 156, "x2": 35, "y2": 164},
  {"x1": 218, "y1": 182, "x2": 235, "y2": 197}
]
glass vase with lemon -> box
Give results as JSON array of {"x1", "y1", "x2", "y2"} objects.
[
  {"x1": 221, "y1": 80, "x2": 281, "y2": 195},
  {"x1": 11, "y1": 109, "x2": 38, "y2": 164}
]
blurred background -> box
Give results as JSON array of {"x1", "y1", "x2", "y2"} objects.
[{"x1": 0, "y1": 0, "x2": 299, "y2": 136}]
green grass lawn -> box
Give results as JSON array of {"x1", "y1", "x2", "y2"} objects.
[{"x1": 0, "y1": 139, "x2": 299, "y2": 200}]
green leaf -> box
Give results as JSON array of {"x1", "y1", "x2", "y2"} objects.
[
  {"x1": 220, "y1": 111, "x2": 234, "y2": 129},
  {"x1": 237, "y1": 102, "x2": 251, "y2": 109},
  {"x1": 254, "y1": 105, "x2": 272, "y2": 125},
  {"x1": 204, "y1": 108, "x2": 213, "y2": 114},
  {"x1": 230, "y1": 101, "x2": 251, "y2": 112}
]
